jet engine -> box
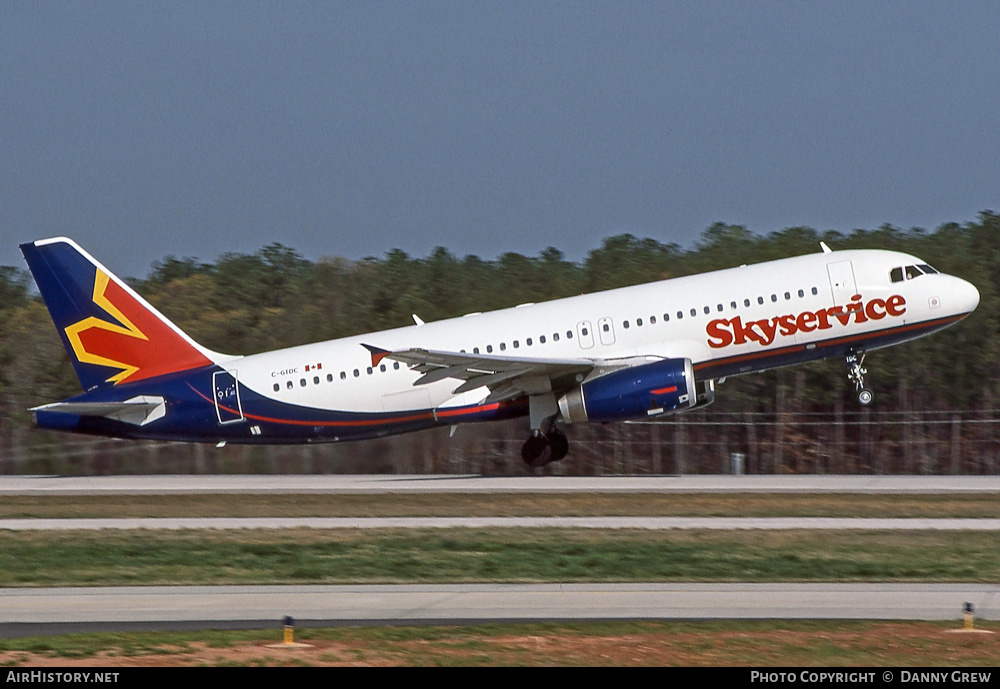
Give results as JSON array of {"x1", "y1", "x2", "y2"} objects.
[{"x1": 557, "y1": 358, "x2": 696, "y2": 424}]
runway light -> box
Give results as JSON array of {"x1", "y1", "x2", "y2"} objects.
[{"x1": 964, "y1": 602, "x2": 974, "y2": 631}]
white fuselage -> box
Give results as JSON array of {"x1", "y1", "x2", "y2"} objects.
[{"x1": 231, "y1": 249, "x2": 979, "y2": 417}]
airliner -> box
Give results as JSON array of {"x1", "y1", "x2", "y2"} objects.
[{"x1": 21, "y1": 237, "x2": 980, "y2": 466}]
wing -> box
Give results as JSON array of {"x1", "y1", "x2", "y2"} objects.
[{"x1": 363, "y1": 344, "x2": 594, "y2": 403}]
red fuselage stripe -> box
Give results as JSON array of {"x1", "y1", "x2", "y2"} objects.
[
  {"x1": 190, "y1": 383, "x2": 505, "y2": 428},
  {"x1": 436, "y1": 403, "x2": 502, "y2": 418},
  {"x1": 190, "y1": 314, "x2": 967, "y2": 428}
]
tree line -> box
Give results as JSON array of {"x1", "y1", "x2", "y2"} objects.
[{"x1": 1, "y1": 211, "x2": 997, "y2": 475}]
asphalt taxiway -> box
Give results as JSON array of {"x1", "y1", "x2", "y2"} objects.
[
  {"x1": 3, "y1": 474, "x2": 1000, "y2": 495},
  {"x1": 3, "y1": 583, "x2": 998, "y2": 637}
]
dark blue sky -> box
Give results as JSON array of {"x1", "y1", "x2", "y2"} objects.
[{"x1": 3, "y1": 1, "x2": 998, "y2": 278}]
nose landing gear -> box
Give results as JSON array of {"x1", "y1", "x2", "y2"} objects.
[{"x1": 845, "y1": 350, "x2": 874, "y2": 405}]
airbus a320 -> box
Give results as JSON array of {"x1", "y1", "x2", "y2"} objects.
[{"x1": 21, "y1": 238, "x2": 979, "y2": 466}]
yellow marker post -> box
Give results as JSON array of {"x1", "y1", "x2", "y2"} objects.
[
  {"x1": 946, "y1": 602, "x2": 994, "y2": 635},
  {"x1": 267, "y1": 615, "x2": 313, "y2": 648}
]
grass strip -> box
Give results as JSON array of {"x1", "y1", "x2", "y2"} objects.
[
  {"x1": 2, "y1": 620, "x2": 999, "y2": 666},
  {"x1": 3, "y1": 493, "x2": 1000, "y2": 519},
  {"x1": 1, "y1": 529, "x2": 998, "y2": 586}
]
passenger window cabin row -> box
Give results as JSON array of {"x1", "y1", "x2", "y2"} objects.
[
  {"x1": 622, "y1": 286, "x2": 819, "y2": 329},
  {"x1": 466, "y1": 328, "x2": 575, "y2": 355},
  {"x1": 273, "y1": 361, "x2": 404, "y2": 391},
  {"x1": 273, "y1": 284, "x2": 822, "y2": 393}
]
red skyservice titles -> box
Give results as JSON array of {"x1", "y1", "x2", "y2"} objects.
[{"x1": 706, "y1": 294, "x2": 907, "y2": 349}]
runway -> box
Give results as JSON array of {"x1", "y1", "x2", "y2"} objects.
[
  {"x1": 3, "y1": 584, "x2": 998, "y2": 636},
  {"x1": 3, "y1": 517, "x2": 1000, "y2": 530},
  {"x1": 4, "y1": 474, "x2": 1000, "y2": 495}
]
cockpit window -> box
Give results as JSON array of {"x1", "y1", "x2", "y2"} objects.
[{"x1": 892, "y1": 264, "x2": 935, "y2": 282}]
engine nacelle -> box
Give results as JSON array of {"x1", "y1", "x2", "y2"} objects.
[
  {"x1": 686, "y1": 379, "x2": 715, "y2": 411},
  {"x1": 557, "y1": 358, "x2": 696, "y2": 423}
]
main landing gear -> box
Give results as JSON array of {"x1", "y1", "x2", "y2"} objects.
[
  {"x1": 521, "y1": 423, "x2": 569, "y2": 467},
  {"x1": 845, "y1": 350, "x2": 874, "y2": 406}
]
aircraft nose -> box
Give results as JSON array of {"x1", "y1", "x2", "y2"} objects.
[{"x1": 953, "y1": 277, "x2": 980, "y2": 314}]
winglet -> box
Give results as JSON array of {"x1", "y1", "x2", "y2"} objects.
[
  {"x1": 362, "y1": 344, "x2": 392, "y2": 367},
  {"x1": 820, "y1": 241, "x2": 832, "y2": 254}
]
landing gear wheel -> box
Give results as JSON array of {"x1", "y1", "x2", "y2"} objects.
[
  {"x1": 547, "y1": 428, "x2": 569, "y2": 462},
  {"x1": 521, "y1": 430, "x2": 552, "y2": 467},
  {"x1": 845, "y1": 350, "x2": 873, "y2": 407}
]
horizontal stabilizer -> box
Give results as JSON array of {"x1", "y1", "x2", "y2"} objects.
[{"x1": 31, "y1": 395, "x2": 167, "y2": 426}]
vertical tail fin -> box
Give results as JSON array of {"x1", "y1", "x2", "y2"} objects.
[{"x1": 20, "y1": 237, "x2": 221, "y2": 392}]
